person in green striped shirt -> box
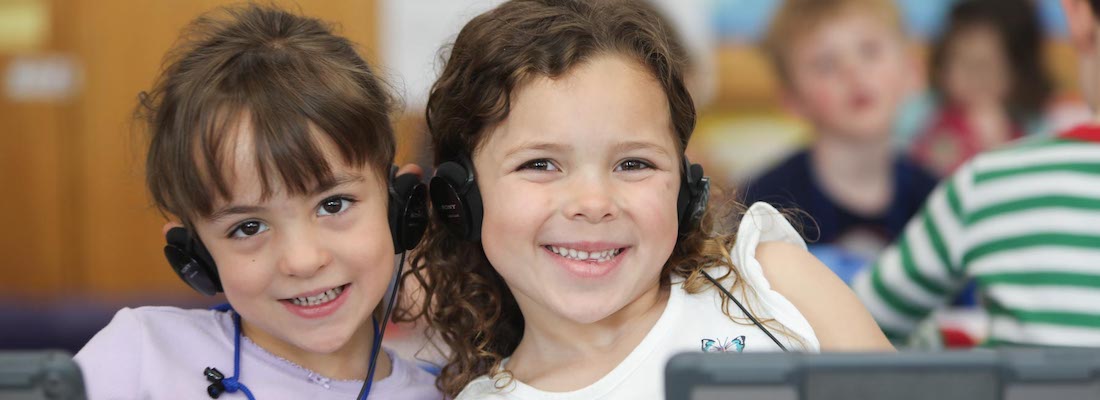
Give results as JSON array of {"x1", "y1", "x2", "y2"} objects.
[{"x1": 853, "y1": 0, "x2": 1100, "y2": 347}]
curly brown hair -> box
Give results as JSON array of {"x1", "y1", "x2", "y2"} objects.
[{"x1": 397, "y1": 0, "x2": 796, "y2": 396}]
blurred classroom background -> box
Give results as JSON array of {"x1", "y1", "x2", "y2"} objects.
[{"x1": 0, "y1": 0, "x2": 1089, "y2": 354}]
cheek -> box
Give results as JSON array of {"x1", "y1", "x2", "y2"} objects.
[
  {"x1": 628, "y1": 177, "x2": 681, "y2": 243},
  {"x1": 218, "y1": 256, "x2": 272, "y2": 298},
  {"x1": 865, "y1": 56, "x2": 907, "y2": 95},
  {"x1": 343, "y1": 208, "x2": 398, "y2": 277},
  {"x1": 799, "y1": 83, "x2": 847, "y2": 119},
  {"x1": 481, "y1": 183, "x2": 554, "y2": 244}
]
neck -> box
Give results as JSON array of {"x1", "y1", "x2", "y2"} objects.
[
  {"x1": 507, "y1": 281, "x2": 669, "y2": 390},
  {"x1": 810, "y1": 133, "x2": 895, "y2": 216},
  {"x1": 240, "y1": 317, "x2": 390, "y2": 382}
]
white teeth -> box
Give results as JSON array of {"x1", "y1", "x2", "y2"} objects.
[
  {"x1": 547, "y1": 246, "x2": 622, "y2": 262},
  {"x1": 289, "y1": 285, "x2": 344, "y2": 307}
]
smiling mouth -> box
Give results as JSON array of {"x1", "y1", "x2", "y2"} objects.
[
  {"x1": 543, "y1": 245, "x2": 625, "y2": 263},
  {"x1": 281, "y1": 283, "x2": 350, "y2": 307}
]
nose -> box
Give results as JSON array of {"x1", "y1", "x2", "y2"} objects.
[
  {"x1": 562, "y1": 170, "x2": 620, "y2": 224},
  {"x1": 276, "y1": 226, "x2": 331, "y2": 278},
  {"x1": 837, "y1": 57, "x2": 862, "y2": 83}
]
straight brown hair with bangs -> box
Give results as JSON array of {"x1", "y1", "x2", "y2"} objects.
[
  {"x1": 141, "y1": 4, "x2": 396, "y2": 224},
  {"x1": 398, "y1": 0, "x2": 798, "y2": 396}
]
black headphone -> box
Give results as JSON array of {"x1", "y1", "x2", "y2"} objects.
[
  {"x1": 164, "y1": 167, "x2": 429, "y2": 296},
  {"x1": 428, "y1": 156, "x2": 710, "y2": 242}
]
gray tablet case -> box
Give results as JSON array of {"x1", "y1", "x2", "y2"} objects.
[
  {"x1": 0, "y1": 351, "x2": 86, "y2": 400},
  {"x1": 666, "y1": 349, "x2": 1100, "y2": 400}
]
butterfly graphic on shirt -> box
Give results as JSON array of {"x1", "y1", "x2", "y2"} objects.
[{"x1": 701, "y1": 335, "x2": 746, "y2": 353}]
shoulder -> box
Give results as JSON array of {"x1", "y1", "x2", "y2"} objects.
[
  {"x1": 943, "y1": 135, "x2": 1100, "y2": 205},
  {"x1": 969, "y1": 134, "x2": 1098, "y2": 173},
  {"x1": 381, "y1": 350, "x2": 445, "y2": 399},
  {"x1": 733, "y1": 202, "x2": 806, "y2": 249},
  {"x1": 75, "y1": 306, "x2": 229, "y2": 367},
  {"x1": 77, "y1": 305, "x2": 228, "y2": 348},
  {"x1": 754, "y1": 242, "x2": 894, "y2": 351},
  {"x1": 126, "y1": 306, "x2": 232, "y2": 337},
  {"x1": 75, "y1": 306, "x2": 228, "y2": 399}
]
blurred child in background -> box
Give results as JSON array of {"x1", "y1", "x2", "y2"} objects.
[
  {"x1": 912, "y1": 0, "x2": 1053, "y2": 177},
  {"x1": 742, "y1": 0, "x2": 938, "y2": 281},
  {"x1": 854, "y1": 0, "x2": 1100, "y2": 348}
]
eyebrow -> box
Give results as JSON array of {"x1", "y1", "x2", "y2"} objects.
[
  {"x1": 503, "y1": 141, "x2": 573, "y2": 159},
  {"x1": 310, "y1": 173, "x2": 366, "y2": 195},
  {"x1": 612, "y1": 140, "x2": 673, "y2": 157},
  {"x1": 208, "y1": 205, "x2": 266, "y2": 222},
  {"x1": 207, "y1": 172, "x2": 366, "y2": 222},
  {"x1": 503, "y1": 140, "x2": 673, "y2": 158}
]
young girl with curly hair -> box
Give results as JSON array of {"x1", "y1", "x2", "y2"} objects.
[{"x1": 402, "y1": 0, "x2": 893, "y2": 397}]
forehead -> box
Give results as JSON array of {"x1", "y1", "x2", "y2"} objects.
[
  {"x1": 204, "y1": 114, "x2": 380, "y2": 206},
  {"x1": 789, "y1": 11, "x2": 900, "y2": 55},
  {"x1": 479, "y1": 54, "x2": 677, "y2": 154}
]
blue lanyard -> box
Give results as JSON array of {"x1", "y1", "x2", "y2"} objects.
[
  {"x1": 205, "y1": 304, "x2": 382, "y2": 400},
  {"x1": 204, "y1": 306, "x2": 256, "y2": 400}
]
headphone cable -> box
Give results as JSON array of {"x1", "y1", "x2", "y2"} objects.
[
  {"x1": 356, "y1": 250, "x2": 408, "y2": 399},
  {"x1": 701, "y1": 270, "x2": 789, "y2": 352}
]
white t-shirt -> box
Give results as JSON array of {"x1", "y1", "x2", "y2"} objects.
[{"x1": 456, "y1": 202, "x2": 821, "y2": 399}]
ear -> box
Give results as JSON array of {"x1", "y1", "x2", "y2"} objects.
[
  {"x1": 1063, "y1": 0, "x2": 1099, "y2": 55},
  {"x1": 395, "y1": 163, "x2": 424, "y2": 180},
  {"x1": 163, "y1": 221, "x2": 183, "y2": 237}
]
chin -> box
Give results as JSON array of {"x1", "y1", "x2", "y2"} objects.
[
  {"x1": 549, "y1": 293, "x2": 625, "y2": 325},
  {"x1": 837, "y1": 121, "x2": 892, "y2": 141},
  {"x1": 556, "y1": 306, "x2": 617, "y2": 325}
]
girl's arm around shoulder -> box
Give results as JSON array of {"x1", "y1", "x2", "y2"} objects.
[{"x1": 756, "y1": 242, "x2": 895, "y2": 351}]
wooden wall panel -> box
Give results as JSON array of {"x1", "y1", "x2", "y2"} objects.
[
  {"x1": 0, "y1": 0, "x2": 382, "y2": 299},
  {"x1": 1, "y1": 0, "x2": 73, "y2": 298},
  {"x1": 0, "y1": 92, "x2": 66, "y2": 297}
]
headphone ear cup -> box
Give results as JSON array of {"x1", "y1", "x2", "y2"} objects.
[
  {"x1": 429, "y1": 160, "x2": 483, "y2": 241},
  {"x1": 688, "y1": 172, "x2": 710, "y2": 233},
  {"x1": 389, "y1": 172, "x2": 429, "y2": 253},
  {"x1": 677, "y1": 163, "x2": 710, "y2": 236},
  {"x1": 463, "y1": 177, "x2": 483, "y2": 241},
  {"x1": 164, "y1": 227, "x2": 222, "y2": 296}
]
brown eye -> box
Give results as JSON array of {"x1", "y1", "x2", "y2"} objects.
[
  {"x1": 616, "y1": 159, "x2": 653, "y2": 171},
  {"x1": 240, "y1": 221, "x2": 261, "y2": 235},
  {"x1": 518, "y1": 159, "x2": 559, "y2": 172},
  {"x1": 229, "y1": 220, "x2": 268, "y2": 238},
  {"x1": 317, "y1": 196, "x2": 355, "y2": 216},
  {"x1": 323, "y1": 199, "x2": 342, "y2": 214}
]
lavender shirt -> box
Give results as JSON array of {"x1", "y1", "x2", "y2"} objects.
[{"x1": 75, "y1": 306, "x2": 442, "y2": 400}]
